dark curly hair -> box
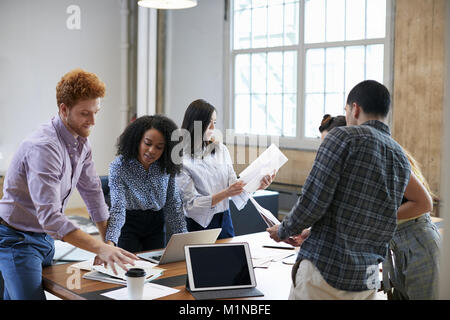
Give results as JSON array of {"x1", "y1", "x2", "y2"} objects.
[
  {"x1": 318, "y1": 114, "x2": 346, "y2": 133},
  {"x1": 116, "y1": 115, "x2": 181, "y2": 176}
]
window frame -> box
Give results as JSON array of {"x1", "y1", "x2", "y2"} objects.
[{"x1": 224, "y1": 0, "x2": 395, "y2": 151}]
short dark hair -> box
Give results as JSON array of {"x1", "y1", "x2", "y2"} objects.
[
  {"x1": 181, "y1": 99, "x2": 216, "y2": 157},
  {"x1": 116, "y1": 115, "x2": 181, "y2": 176},
  {"x1": 319, "y1": 114, "x2": 346, "y2": 133},
  {"x1": 346, "y1": 80, "x2": 391, "y2": 117}
]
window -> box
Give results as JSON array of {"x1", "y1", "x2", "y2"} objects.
[{"x1": 228, "y1": 0, "x2": 392, "y2": 149}]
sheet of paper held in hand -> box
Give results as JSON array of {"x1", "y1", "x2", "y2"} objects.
[
  {"x1": 238, "y1": 143, "x2": 287, "y2": 227},
  {"x1": 249, "y1": 196, "x2": 280, "y2": 228},
  {"x1": 238, "y1": 143, "x2": 288, "y2": 193}
]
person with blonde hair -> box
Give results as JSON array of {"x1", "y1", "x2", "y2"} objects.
[
  {"x1": 0, "y1": 69, "x2": 137, "y2": 300},
  {"x1": 382, "y1": 150, "x2": 441, "y2": 299}
]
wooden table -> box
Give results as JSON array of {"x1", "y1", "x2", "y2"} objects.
[{"x1": 42, "y1": 232, "x2": 294, "y2": 300}]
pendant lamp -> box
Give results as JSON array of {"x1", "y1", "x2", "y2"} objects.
[{"x1": 137, "y1": 0, "x2": 198, "y2": 9}]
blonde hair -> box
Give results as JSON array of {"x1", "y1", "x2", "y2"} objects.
[{"x1": 403, "y1": 148, "x2": 436, "y2": 200}]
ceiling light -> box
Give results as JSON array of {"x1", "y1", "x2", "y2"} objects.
[{"x1": 137, "y1": 0, "x2": 197, "y2": 10}]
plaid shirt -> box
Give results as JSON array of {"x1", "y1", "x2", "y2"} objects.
[{"x1": 278, "y1": 120, "x2": 411, "y2": 291}]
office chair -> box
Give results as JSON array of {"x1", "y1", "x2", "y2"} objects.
[{"x1": 99, "y1": 175, "x2": 111, "y2": 209}]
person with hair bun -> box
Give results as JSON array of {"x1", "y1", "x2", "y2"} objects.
[
  {"x1": 105, "y1": 115, "x2": 187, "y2": 253},
  {"x1": 318, "y1": 114, "x2": 347, "y2": 140}
]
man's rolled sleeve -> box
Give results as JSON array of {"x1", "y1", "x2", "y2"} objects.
[
  {"x1": 25, "y1": 143, "x2": 79, "y2": 240},
  {"x1": 77, "y1": 149, "x2": 110, "y2": 223}
]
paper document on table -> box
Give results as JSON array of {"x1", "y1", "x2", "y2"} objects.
[
  {"x1": 70, "y1": 259, "x2": 94, "y2": 271},
  {"x1": 83, "y1": 269, "x2": 163, "y2": 285},
  {"x1": 92, "y1": 259, "x2": 164, "y2": 281},
  {"x1": 249, "y1": 196, "x2": 280, "y2": 228},
  {"x1": 101, "y1": 283, "x2": 179, "y2": 300},
  {"x1": 238, "y1": 144, "x2": 288, "y2": 193}
]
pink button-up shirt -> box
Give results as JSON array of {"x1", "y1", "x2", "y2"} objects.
[{"x1": 0, "y1": 115, "x2": 109, "y2": 240}]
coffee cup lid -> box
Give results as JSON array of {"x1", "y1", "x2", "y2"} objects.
[{"x1": 125, "y1": 268, "x2": 146, "y2": 277}]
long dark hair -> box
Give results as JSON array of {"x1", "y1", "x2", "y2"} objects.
[
  {"x1": 116, "y1": 114, "x2": 181, "y2": 176},
  {"x1": 181, "y1": 99, "x2": 216, "y2": 157}
]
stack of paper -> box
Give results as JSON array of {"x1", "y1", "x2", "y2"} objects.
[
  {"x1": 72, "y1": 259, "x2": 164, "y2": 285},
  {"x1": 251, "y1": 247, "x2": 295, "y2": 268}
]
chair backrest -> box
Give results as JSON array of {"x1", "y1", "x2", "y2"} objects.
[{"x1": 99, "y1": 176, "x2": 111, "y2": 209}]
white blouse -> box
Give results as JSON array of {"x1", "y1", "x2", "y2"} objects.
[{"x1": 176, "y1": 142, "x2": 249, "y2": 228}]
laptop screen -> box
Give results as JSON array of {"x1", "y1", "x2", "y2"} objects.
[{"x1": 185, "y1": 243, "x2": 256, "y2": 291}]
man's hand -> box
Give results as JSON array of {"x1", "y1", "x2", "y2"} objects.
[
  {"x1": 63, "y1": 229, "x2": 138, "y2": 276},
  {"x1": 95, "y1": 243, "x2": 138, "y2": 275},
  {"x1": 266, "y1": 225, "x2": 281, "y2": 242},
  {"x1": 284, "y1": 228, "x2": 311, "y2": 247},
  {"x1": 266, "y1": 225, "x2": 311, "y2": 247},
  {"x1": 93, "y1": 240, "x2": 116, "y2": 267}
]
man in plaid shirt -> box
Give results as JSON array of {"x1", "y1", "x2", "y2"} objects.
[{"x1": 268, "y1": 80, "x2": 411, "y2": 299}]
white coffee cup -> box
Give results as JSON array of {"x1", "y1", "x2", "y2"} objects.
[{"x1": 125, "y1": 268, "x2": 146, "y2": 300}]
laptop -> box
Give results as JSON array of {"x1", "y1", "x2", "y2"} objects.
[
  {"x1": 137, "y1": 228, "x2": 221, "y2": 265},
  {"x1": 184, "y1": 242, "x2": 264, "y2": 299}
]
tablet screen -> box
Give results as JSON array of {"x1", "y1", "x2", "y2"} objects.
[{"x1": 185, "y1": 243, "x2": 256, "y2": 291}]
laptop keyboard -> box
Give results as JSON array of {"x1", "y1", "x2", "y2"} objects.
[{"x1": 152, "y1": 255, "x2": 162, "y2": 261}]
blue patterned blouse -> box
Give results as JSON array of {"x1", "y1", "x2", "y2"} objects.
[{"x1": 105, "y1": 155, "x2": 187, "y2": 245}]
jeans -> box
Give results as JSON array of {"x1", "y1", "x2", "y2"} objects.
[
  {"x1": 0, "y1": 224, "x2": 54, "y2": 300},
  {"x1": 186, "y1": 209, "x2": 235, "y2": 239},
  {"x1": 118, "y1": 209, "x2": 166, "y2": 253}
]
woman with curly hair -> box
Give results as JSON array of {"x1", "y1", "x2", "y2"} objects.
[{"x1": 105, "y1": 115, "x2": 187, "y2": 253}]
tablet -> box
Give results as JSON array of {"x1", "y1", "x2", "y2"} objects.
[{"x1": 184, "y1": 242, "x2": 257, "y2": 292}]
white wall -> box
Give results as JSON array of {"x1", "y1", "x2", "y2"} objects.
[
  {"x1": 439, "y1": 0, "x2": 450, "y2": 300},
  {"x1": 164, "y1": 0, "x2": 225, "y2": 129},
  {"x1": 0, "y1": 0, "x2": 127, "y2": 208}
]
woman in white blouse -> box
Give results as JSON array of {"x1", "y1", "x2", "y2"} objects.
[{"x1": 176, "y1": 99, "x2": 274, "y2": 239}]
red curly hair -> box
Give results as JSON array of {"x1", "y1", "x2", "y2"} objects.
[{"x1": 56, "y1": 68, "x2": 106, "y2": 108}]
